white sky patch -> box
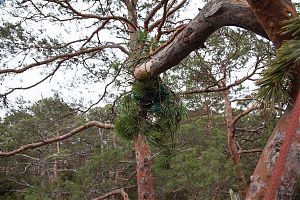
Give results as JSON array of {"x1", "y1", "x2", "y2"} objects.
[
  {"x1": 1, "y1": 0, "x2": 299, "y2": 116},
  {"x1": 0, "y1": 0, "x2": 204, "y2": 114}
]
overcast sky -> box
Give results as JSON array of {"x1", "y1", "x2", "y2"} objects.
[
  {"x1": 0, "y1": 0, "x2": 299, "y2": 116},
  {"x1": 0, "y1": 0, "x2": 204, "y2": 115}
]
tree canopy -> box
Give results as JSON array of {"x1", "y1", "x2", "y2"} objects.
[{"x1": 1, "y1": 0, "x2": 300, "y2": 199}]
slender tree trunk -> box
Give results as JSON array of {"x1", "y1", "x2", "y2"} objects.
[
  {"x1": 53, "y1": 131, "x2": 61, "y2": 199},
  {"x1": 98, "y1": 128, "x2": 104, "y2": 153},
  {"x1": 244, "y1": 0, "x2": 300, "y2": 199},
  {"x1": 135, "y1": 133, "x2": 155, "y2": 200},
  {"x1": 204, "y1": 97, "x2": 212, "y2": 132},
  {"x1": 222, "y1": 87, "x2": 247, "y2": 185},
  {"x1": 53, "y1": 131, "x2": 60, "y2": 182}
]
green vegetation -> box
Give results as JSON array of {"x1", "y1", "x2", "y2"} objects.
[
  {"x1": 258, "y1": 17, "x2": 300, "y2": 109},
  {"x1": 0, "y1": 96, "x2": 275, "y2": 200},
  {"x1": 115, "y1": 77, "x2": 186, "y2": 149}
]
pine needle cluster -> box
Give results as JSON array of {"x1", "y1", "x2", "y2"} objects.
[
  {"x1": 258, "y1": 17, "x2": 300, "y2": 110},
  {"x1": 115, "y1": 77, "x2": 186, "y2": 148}
]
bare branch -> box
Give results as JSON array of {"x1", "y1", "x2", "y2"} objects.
[
  {"x1": 0, "y1": 121, "x2": 113, "y2": 157},
  {"x1": 93, "y1": 188, "x2": 130, "y2": 200},
  {"x1": 238, "y1": 149, "x2": 263, "y2": 154},
  {"x1": 155, "y1": 1, "x2": 168, "y2": 41},
  {"x1": 144, "y1": 0, "x2": 168, "y2": 31},
  {"x1": 0, "y1": 61, "x2": 63, "y2": 98},
  {"x1": 148, "y1": 0, "x2": 187, "y2": 32},
  {"x1": 81, "y1": 20, "x2": 110, "y2": 48},
  {"x1": 1, "y1": 44, "x2": 129, "y2": 75},
  {"x1": 231, "y1": 105, "x2": 260, "y2": 127},
  {"x1": 48, "y1": 0, "x2": 137, "y2": 31},
  {"x1": 81, "y1": 58, "x2": 125, "y2": 113}
]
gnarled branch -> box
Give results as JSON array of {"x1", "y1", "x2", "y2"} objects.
[
  {"x1": 0, "y1": 121, "x2": 113, "y2": 157},
  {"x1": 134, "y1": 0, "x2": 268, "y2": 80}
]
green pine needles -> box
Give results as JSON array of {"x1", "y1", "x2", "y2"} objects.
[
  {"x1": 115, "y1": 77, "x2": 186, "y2": 148},
  {"x1": 258, "y1": 17, "x2": 300, "y2": 109}
]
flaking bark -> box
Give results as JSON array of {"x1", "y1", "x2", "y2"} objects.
[
  {"x1": 135, "y1": 133, "x2": 155, "y2": 200},
  {"x1": 244, "y1": 0, "x2": 300, "y2": 199},
  {"x1": 134, "y1": 0, "x2": 267, "y2": 80}
]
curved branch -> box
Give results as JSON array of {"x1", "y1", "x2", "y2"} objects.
[
  {"x1": 134, "y1": 0, "x2": 268, "y2": 80},
  {"x1": 48, "y1": 0, "x2": 137, "y2": 31},
  {"x1": 1, "y1": 44, "x2": 129, "y2": 74},
  {"x1": 148, "y1": 0, "x2": 188, "y2": 32},
  {"x1": 0, "y1": 60, "x2": 63, "y2": 98},
  {"x1": 0, "y1": 121, "x2": 114, "y2": 157},
  {"x1": 180, "y1": 58, "x2": 263, "y2": 95},
  {"x1": 144, "y1": 0, "x2": 168, "y2": 31},
  {"x1": 231, "y1": 105, "x2": 260, "y2": 127},
  {"x1": 93, "y1": 188, "x2": 130, "y2": 200}
]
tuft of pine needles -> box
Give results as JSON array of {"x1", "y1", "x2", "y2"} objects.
[
  {"x1": 258, "y1": 17, "x2": 300, "y2": 110},
  {"x1": 115, "y1": 77, "x2": 187, "y2": 149}
]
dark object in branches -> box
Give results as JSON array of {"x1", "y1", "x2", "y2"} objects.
[{"x1": 115, "y1": 77, "x2": 186, "y2": 149}]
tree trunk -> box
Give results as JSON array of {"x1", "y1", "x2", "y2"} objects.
[
  {"x1": 222, "y1": 88, "x2": 247, "y2": 185},
  {"x1": 53, "y1": 131, "x2": 61, "y2": 199},
  {"x1": 245, "y1": 0, "x2": 297, "y2": 48},
  {"x1": 244, "y1": 0, "x2": 300, "y2": 199},
  {"x1": 135, "y1": 133, "x2": 155, "y2": 200},
  {"x1": 246, "y1": 108, "x2": 300, "y2": 199}
]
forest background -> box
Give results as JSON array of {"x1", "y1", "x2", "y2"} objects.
[{"x1": 1, "y1": 0, "x2": 300, "y2": 199}]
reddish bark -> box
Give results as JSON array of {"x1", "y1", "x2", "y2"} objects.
[
  {"x1": 246, "y1": 0, "x2": 297, "y2": 48},
  {"x1": 244, "y1": 0, "x2": 300, "y2": 199},
  {"x1": 222, "y1": 88, "x2": 247, "y2": 185},
  {"x1": 246, "y1": 109, "x2": 300, "y2": 199},
  {"x1": 135, "y1": 133, "x2": 155, "y2": 200}
]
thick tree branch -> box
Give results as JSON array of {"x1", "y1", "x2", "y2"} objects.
[
  {"x1": 246, "y1": 0, "x2": 297, "y2": 48},
  {"x1": 134, "y1": 0, "x2": 268, "y2": 80},
  {"x1": 0, "y1": 121, "x2": 113, "y2": 157}
]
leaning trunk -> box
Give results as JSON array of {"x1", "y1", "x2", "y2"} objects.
[
  {"x1": 245, "y1": 0, "x2": 300, "y2": 199},
  {"x1": 135, "y1": 133, "x2": 155, "y2": 200},
  {"x1": 246, "y1": 108, "x2": 300, "y2": 199}
]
